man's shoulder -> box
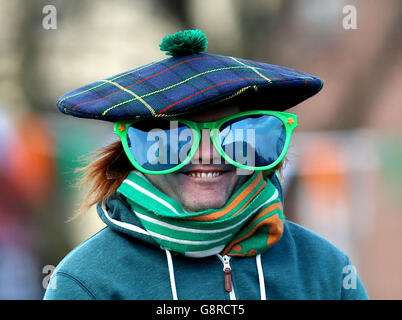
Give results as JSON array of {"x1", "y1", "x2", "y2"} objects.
[
  {"x1": 282, "y1": 220, "x2": 348, "y2": 264},
  {"x1": 45, "y1": 226, "x2": 166, "y2": 299},
  {"x1": 53, "y1": 226, "x2": 150, "y2": 277},
  {"x1": 54, "y1": 227, "x2": 122, "y2": 272},
  {"x1": 264, "y1": 220, "x2": 369, "y2": 300}
]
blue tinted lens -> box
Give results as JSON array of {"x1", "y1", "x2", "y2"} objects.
[
  {"x1": 127, "y1": 120, "x2": 193, "y2": 171},
  {"x1": 218, "y1": 115, "x2": 286, "y2": 167}
]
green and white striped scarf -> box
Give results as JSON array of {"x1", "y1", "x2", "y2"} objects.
[{"x1": 117, "y1": 171, "x2": 284, "y2": 258}]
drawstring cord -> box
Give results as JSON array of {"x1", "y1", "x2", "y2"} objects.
[
  {"x1": 165, "y1": 249, "x2": 178, "y2": 300},
  {"x1": 165, "y1": 249, "x2": 267, "y2": 300},
  {"x1": 256, "y1": 254, "x2": 267, "y2": 300}
]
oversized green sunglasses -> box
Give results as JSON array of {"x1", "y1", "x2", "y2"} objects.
[{"x1": 114, "y1": 110, "x2": 297, "y2": 175}]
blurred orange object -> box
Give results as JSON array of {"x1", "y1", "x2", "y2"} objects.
[
  {"x1": 6, "y1": 114, "x2": 55, "y2": 206},
  {"x1": 301, "y1": 137, "x2": 348, "y2": 208}
]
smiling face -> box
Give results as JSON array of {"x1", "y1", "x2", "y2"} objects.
[{"x1": 144, "y1": 104, "x2": 252, "y2": 212}]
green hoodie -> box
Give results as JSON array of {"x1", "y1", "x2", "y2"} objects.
[{"x1": 44, "y1": 176, "x2": 369, "y2": 300}]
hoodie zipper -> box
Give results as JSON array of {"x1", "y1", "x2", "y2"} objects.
[{"x1": 218, "y1": 254, "x2": 236, "y2": 300}]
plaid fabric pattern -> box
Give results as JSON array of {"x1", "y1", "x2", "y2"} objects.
[{"x1": 57, "y1": 53, "x2": 323, "y2": 121}]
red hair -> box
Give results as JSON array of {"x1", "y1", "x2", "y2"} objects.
[{"x1": 75, "y1": 140, "x2": 132, "y2": 217}]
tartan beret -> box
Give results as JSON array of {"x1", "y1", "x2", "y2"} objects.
[{"x1": 57, "y1": 30, "x2": 323, "y2": 122}]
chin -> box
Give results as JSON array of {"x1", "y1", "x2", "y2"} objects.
[{"x1": 181, "y1": 194, "x2": 229, "y2": 212}]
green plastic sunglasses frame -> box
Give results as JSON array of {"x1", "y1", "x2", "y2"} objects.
[{"x1": 114, "y1": 110, "x2": 298, "y2": 175}]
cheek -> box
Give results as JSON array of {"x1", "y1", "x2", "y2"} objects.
[{"x1": 144, "y1": 173, "x2": 180, "y2": 198}]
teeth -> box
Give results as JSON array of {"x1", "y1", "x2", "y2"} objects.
[{"x1": 187, "y1": 172, "x2": 222, "y2": 178}]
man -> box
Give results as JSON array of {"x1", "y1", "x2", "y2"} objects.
[{"x1": 44, "y1": 30, "x2": 369, "y2": 300}]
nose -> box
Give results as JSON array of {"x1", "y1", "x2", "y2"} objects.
[{"x1": 191, "y1": 129, "x2": 222, "y2": 164}]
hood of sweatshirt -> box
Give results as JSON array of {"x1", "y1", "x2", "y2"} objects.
[{"x1": 96, "y1": 172, "x2": 284, "y2": 300}]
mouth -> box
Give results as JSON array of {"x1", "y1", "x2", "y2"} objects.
[
  {"x1": 184, "y1": 171, "x2": 223, "y2": 178},
  {"x1": 178, "y1": 165, "x2": 234, "y2": 180}
]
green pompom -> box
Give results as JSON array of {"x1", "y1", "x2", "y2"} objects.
[{"x1": 159, "y1": 29, "x2": 208, "y2": 57}]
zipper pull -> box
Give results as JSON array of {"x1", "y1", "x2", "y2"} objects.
[{"x1": 222, "y1": 255, "x2": 232, "y2": 292}]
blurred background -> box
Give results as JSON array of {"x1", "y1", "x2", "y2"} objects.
[{"x1": 0, "y1": 0, "x2": 401, "y2": 299}]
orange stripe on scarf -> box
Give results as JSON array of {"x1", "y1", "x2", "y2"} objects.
[
  {"x1": 229, "y1": 180, "x2": 267, "y2": 218},
  {"x1": 222, "y1": 202, "x2": 283, "y2": 256}
]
